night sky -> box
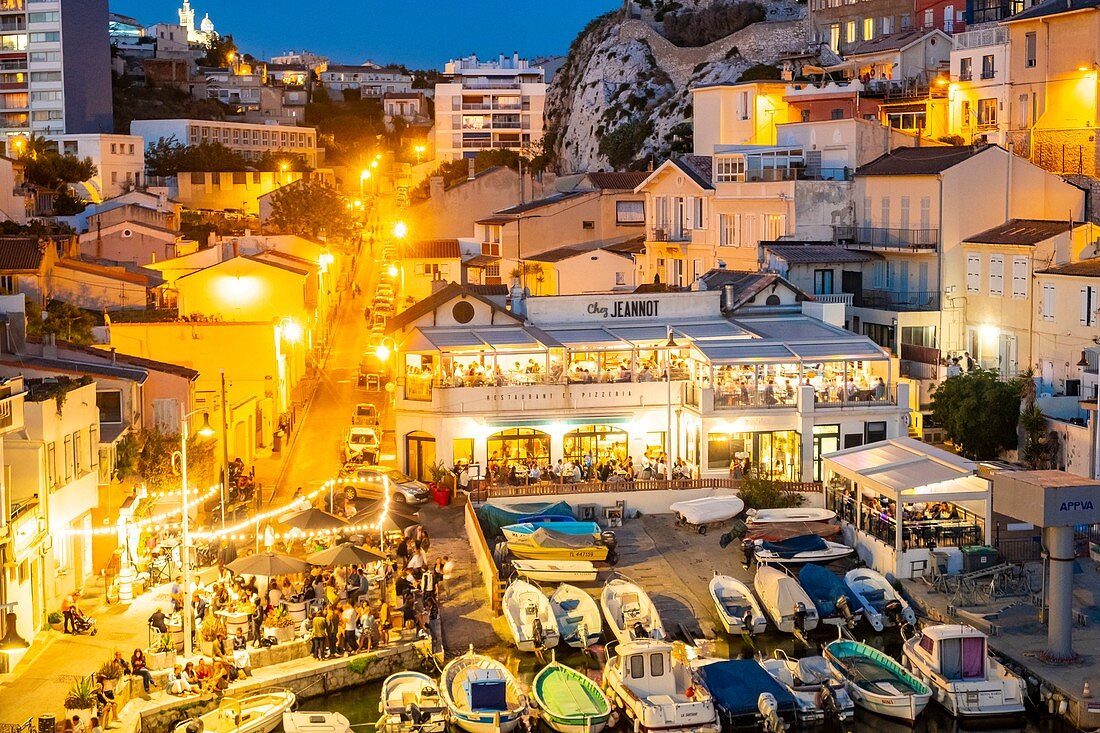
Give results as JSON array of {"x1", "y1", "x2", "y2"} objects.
[{"x1": 110, "y1": 0, "x2": 621, "y2": 68}]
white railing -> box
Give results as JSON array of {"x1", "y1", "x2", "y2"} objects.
[
  {"x1": 953, "y1": 26, "x2": 1008, "y2": 49},
  {"x1": 812, "y1": 293, "x2": 854, "y2": 305}
]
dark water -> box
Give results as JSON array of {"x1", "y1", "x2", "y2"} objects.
[{"x1": 295, "y1": 641, "x2": 1078, "y2": 733}]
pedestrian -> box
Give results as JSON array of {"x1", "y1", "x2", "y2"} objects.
[
  {"x1": 89, "y1": 717, "x2": 102, "y2": 733},
  {"x1": 420, "y1": 563, "x2": 436, "y2": 604},
  {"x1": 310, "y1": 611, "x2": 327, "y2": 660},
  {"x1": 130, "y1": 648, "x2": 155, "y2": 694},
  {"x1": 342, "y1": 602, "x2": 358, "y2": 655},
  {"x1": 61, "y1": 590, "x2": 77, "y2": 634},
  {"x1": 358, "y1": 607, "x2": 376, "y2": 652},
  {"x1": 326, "y1": 605, "x2": 341, "y2": 657}
]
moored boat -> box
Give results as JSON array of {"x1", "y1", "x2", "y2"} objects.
[
  {"x1": 753, "y1": 565, "x2": 819, "y2": 635},
  {"x1": 549, "y1": 584, "x2": 602, "y2": 649},
  {"x1": 844, "y1": 567, "x2": 916, "y2": 632},
  {"x1": 511, "y1": 559, "x2": 599, "y2": 583},
  {"x1": 670, "y1": 496, "x2": 745, "y2": 533},
  {"x1": 759, "y1": 651, "x2": 854, "y2": 723},
  {"x1": 377, "y1": 671, "x2": 447, "y2": 733},
  {"x1": 744, "y1": 521, "x2": 841, "y2": 542},
  {"x1": 708, "y1": 573, "x2": 767, "y2": 636},
  {"x1": 824, "y1": 639, "x2": 932, "y2": 722},
  {"x1": 747, "y1": 508, "x2": 837, "y2": 525},
  {"x1": 172, "y1": 690, "x2": 296, "y2": 733},
  {"x1": 533, "y1": 661, "x2": 612, "y2": 733},
  {"x1": 751, "y1": 534, "x2": 853, "y2": 566},
  {"x1": 797, "y1": 564, "x2": 862, "y2": 628},
  {"x1": 502, "y1": 578, "x2": 560, "y2": 652},
  {"x1": 694, "y1": 658, "x2": 797, "y2": 733},
  {"x1": 440, "y1": 649, "x2": 529, "y2": 733},
  {"x1": 505, "y1": 528, "x2": 614, "y2": 563},
  {"x1": 604, "y1": 640, "x2": 718, "y2": 733},
  {"x1": 901, "y1": 624, "x2": 1026, "y2": 719},
  {"x1": 502, "y1": 521, "x2": 603, "y2": 543},
  {"x1": 283, "y1": 711, "x2": 352, "y2": 733},
  {"x1": 600, "y1": 578, "x2": 665, "y2": 644}
]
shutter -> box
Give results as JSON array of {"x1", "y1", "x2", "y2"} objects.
[
  {"x1": 1081, "y1": 287, "x2": 1089, "y2": 325},
  {"x1": 966, "y1": 255, "x2": 980, "y2": 293},
  {"x1": 1011, "y1": 256, "x2": 1028, "y2": 299}
]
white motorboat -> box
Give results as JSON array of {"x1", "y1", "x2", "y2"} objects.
[
  {"x1": 751, "y1": 535, "x2": 853, "y2": 565},
  {"x1": 502, "y1": 521, "x2": 602, "y2": 543},
  {"x1": 549, "y1": 583, "x2": 602, "y2": 649},
  {"x1": 283, "y1": 711, "x2": 353, "y2": 733},
  {"x1": 604, "y1": 640, "x2": 719, "y2": 733},
  {"x1": 844, "y1": 567, "x2": 917, "y2": 632},
  {"x1": 747, "y1": 508, "x2": 837, "y2": 525},
  {"x1": 172, "y1": 690, "x2": 296, "y2": 733},
  {"x1": 511, "y1": 559, "x2": 599, "y2": 583},
  {"x1": 502, "y1": 578, "x2": 560, "y2": 652},
  {"x1": 440, "y1": 649, "x2": 529, "y2": 733},
  {"x1": 708, "y1": 573, "x2": 767, "y2": 636},
  {"x1": 600, "y1": 578, "x2": 665, "y2": 644},
  {"x1": 901, "y1": 624, "x2": 1027, "y2": 719},
  {"x1": 378, "y1": 671, "x2": 447, "y2": 733},
  {"x1": 824, "y1": 639, "x2": 932, "y2": 722},
  {"x1": 759, "y1": 651, "x2": 854, "y2": 723},
  {"x1": 753, "y1": 565, "x2": 819, "y2": 635},
  {"x1": 671, "y1": 496, "x2": 745, "y2": 533}
]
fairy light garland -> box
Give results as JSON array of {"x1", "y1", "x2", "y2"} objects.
[{"x1": 61, "y1": 484, "x2": 221, "y2": 536}]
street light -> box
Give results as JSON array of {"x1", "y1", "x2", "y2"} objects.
[
  {"x1": 174, "y1": 409, "x2": 215, "y2": 659},
  {"x1": 414, "y1": 144, "x2": 426, "y2": 165},
  {"x1": 375, "y1": 335, "x2": 396, "y2": 362},
  {"x1": 665, "y1": 328, "x2": 679, "y2": 467},
  {"x1": 0, "y1": 602, "x2": 29, "y2": 654},
  {"x1": 386, "y1": 264, "x2": 398, "y2": 278},
  {"x1": 360, "y1": 169, "x2": 371, "y2": 198},
  {"x1": 392, "y1": 221, "x2": 408, "y2": 239},
  {"x1": 279, "y1": 317, "x2": 303, "y2": 344}
]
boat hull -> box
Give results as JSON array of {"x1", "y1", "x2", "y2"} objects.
[
  {"x1": 512, "y1": 560, "x2": 599, "y2": 583},
  {"x1": 748, "y1": 508, "x2": 837, "y2": 525},
  {"x1": 503, "y1": 579, "x2": 560, "y2": 652},
  {"x1": 507, "y1": 543, "x2": 609, "y2": 562},
  {"x1": 533, "y1": 663, "x2": 611, "y2": 733},
  {"x1": 441, "y1": 653, "x2": 528, "y2": 733},
  {"x1": 600, "y1": 579, "x2": 665, "y2": 644},
  {"x1": 502, "y1": 522, "x2": 602, "y2": 543},
  {"x1": 175, "y1": 691, "x2": 296, "y2": 733},
  {"x1": 754, "y1": 566, "x2": 819, "y2": 634},
  {"x1": 708, "y1": 575, "x2": 767, "y2": 635},
  {"x1": 283, "y1": 712, "x2": 353, "y2": 733},
  {"x1": 901, "y1": 637, "x2": 1026, "y2": 719},
  {"x1": 825, "y1": 641, "x2": 931, "y2": 722},
  {"x1": 550, "y1": 584, "x2": 603, "y2": 649}
]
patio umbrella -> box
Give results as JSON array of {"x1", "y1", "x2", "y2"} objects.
[
  {"x1": 350, "y1": 499, "x2": 419, "y2": 522},
  {"x1": 306, "y1": 543, "x2": 388, "y2": 567},
  {"x1": 348, "y1": 506, "x2": 420, "y2": 532},
  {"x1": 280, "y1": 507, "x2": 348, "y2": 532},
  {"x1": 227, "y1": 552, "x2": 309, "y2": 577}
]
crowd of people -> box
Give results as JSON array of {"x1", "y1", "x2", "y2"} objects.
[{"x1": 485, "y1": 452, "x2": 697, "y2": 486}]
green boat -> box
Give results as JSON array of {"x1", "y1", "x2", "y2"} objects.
[{"x1": 533, "y1": 662, "x2": 612, "y2": 733}]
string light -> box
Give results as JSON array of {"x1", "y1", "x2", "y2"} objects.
[{"x1": 61, "y1": 485, "x2": 221, "y2": 536}]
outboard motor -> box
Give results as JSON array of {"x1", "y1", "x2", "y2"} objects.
[
  {"x1": 815, "y1": 685, "x2": 840, "y2": 720},
  {"x1": 793, "y1": 603, "x2": 808, "y2": 635},
  {"x1": 884, "y1": 599, "x2": 904, "y2": 626},
  {"x1": 741, "y1": 540, "x2": 756, "y2": 569},
  {"x1": 633, "y1": 621, "x2": 647, "y2": 639},
  {"x1": 742, "y1": 609, "x2": 757, "y2": 636},
  {"x1": 757, "y1": 692, "x2": 786, "y2": 733},
  {"x1": 600, "y1": 530, "x2": 618, "y2": 551},
  {"x1": 532, "y1": 618, "x2": 545, "y2": 648},
  {"x1": 837, "y1": 595, "x2": 856, "y2": 628}
]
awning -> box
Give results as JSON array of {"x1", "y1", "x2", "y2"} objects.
[
  {"x1": 474, "y1": 328, "x2": 543, "y2": 350},
  {"x1": 606, "y1": 325, "x2": 674, "y2": 342},
  {"x1": 543, "y1": 328, "x2": 632, "y2": 349},
  {"x1": 788, "y1": 341, "x2": 889, "y2": 362},
  {"x1": 675, "y1": 322, "x2": 751, "y2": 340},
  {"x1": 695, "y1": 341, "x2": 798, "y2": 364},
  {"x1": 823, "y1": 437, "x2": 984, "y2": 502},
  {"x1": 421, "y1": 330, "x2": 486, "y2": 349}
]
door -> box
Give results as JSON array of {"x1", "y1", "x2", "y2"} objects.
[
  {"x1": 998, "y1": 334, "x2": 1018, "y2": 377},
  {"x1": 405, "y1": 431, "x2": 436, "y2": 483},
  {"x1": 814, "y1": 269, "x2": 834, "y2": 295},
  {"x1": 812, "y1": 426, "x2": 841, "y2": 482},
  {"x1": 918, "y1": 262, "x2": 929, "y2": 302},
  {"x1": 842, "y1": 270, "x2": 863, "y2": 306}
]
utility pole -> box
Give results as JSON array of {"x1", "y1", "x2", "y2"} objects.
[{"x1": 220, "y1": 370, "x2": 231, "y2": 530}]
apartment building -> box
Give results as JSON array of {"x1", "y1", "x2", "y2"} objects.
[
  {"x1": 130, "y1": 118, "x2": 320, "y2": 168},
  {"x1": 320, "y1": 63, "x2": 412, "y2": 98},
  {"x1": 433, "y1": 53, "x2": 546, "y2": 162},
  {"x1": 808, "y1": 0, "x2": 916, "y2": 53},
  {"x1": 45, "y1": 133, "x2": 145, "y2": 200},
  {"x1": 948, "y1": 25, "x2": 1011, "y2": 145},
  {"x1": 1003, "y1": 0, "x2": 1100, "y2": 176},
  {"x1": 0, "y1": 0, "x2": 113, "y2": 151}
]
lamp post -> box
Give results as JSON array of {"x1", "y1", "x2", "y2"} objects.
[
  {"x1": 665, "y1": 327, "x2": 679, "y2": 469},
  {"x1": 414, "y1": 144, "x2": 426, "y2": 165},
  {"x1": 175, "y1": 409, "x2": 215, "y2": 659},
  {"x1": 0, "y1": 601, "x2": 29, "y2": 655}
]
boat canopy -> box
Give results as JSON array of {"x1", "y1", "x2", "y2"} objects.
[
  {"x1": 697, "y1": 660, "x2": 797, "y2": 716},
  {"x1": 760, "y1": 534, "x2": 828, "y2": 557},
  {"x1": 478, "y1": 501, "x2": 573, "y2": 535},
  {"x1": 798, "y1": 564, "x2": 858, "y2": 614},
  {"x1": 530, "y1": 527, "x2": 595, "y2": 549}
]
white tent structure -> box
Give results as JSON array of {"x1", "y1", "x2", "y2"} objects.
[{"x1": 823, "y1": 437, "x2": 992, "y2": 580}]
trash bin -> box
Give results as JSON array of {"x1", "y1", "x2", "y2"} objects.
[
  {"x1": 273, "y1": 430, "x2": 283, "y2": 453},
  {"x1": 38, "y1": 715, "x2": 56, "y2": 733},
  {"x1": 961, "y1": 545, "x2": 1000, "y2": 573},
  {"x1": 433, "y1": 485, "x2": 452, "y2": 507}
]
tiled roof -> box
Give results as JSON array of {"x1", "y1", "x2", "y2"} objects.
[
  {"x1": 844, "y1": 29, "x2": 939, "y2": 55},
  {"x1": 696, "y1": 269, "x2": 811, "y2": 309},
  {"x1": 386, "y1": 282, "x2": 521, "y2": 333},
  {"x1": 0, "y1": 237, "x2": 45, "y2": 271},
  {"x1": 55, "y1": 258, "x2": 164, "y2": 287},
  {"x1": 465, "y1": 284, "x2": 509, "y2": 296},
  {"x1": 1037, "y1": 259, "x2": 1100, "y2": 277},
  {"x1": 406, "y1": 239, "x2": 462, "y2": 259},
  {"x1": 674, "y1": 156, "x2": 714, "y2": 190},
  {"x1": 764, "y1": 243, "x2": 880, "y2": 263},
  {"x1": 585, "y1": 172, "x2": 650, "y2": 190},
  {"x1": 494, "y1": 191, "x2": 586, "y2": 215},
  {"x1": 528, "y1": 239, "x2": 637, "y2": 263},
  {"x1": 607, "y1": 236, "x2": 646, "y2": 254},
  {"x1": 963, "y1": 219, "x2": 1078, "y2": 245},
  {"x1": 634, "y1": 282, "x2": 686, "y2": 293},
  {"x1": 1006, "y1": 0, "x2": 1100, "y2": 22},
  {"x1": 383, "y1": 92, "x2": 422, "y2": 99},
  {"x1": 857, "y1": 145, "x2": 991, "y2": 176}
]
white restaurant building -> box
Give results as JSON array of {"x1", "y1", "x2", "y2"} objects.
[{"x1": 386, "y1": 280, "x2": 911, "y2": 485}]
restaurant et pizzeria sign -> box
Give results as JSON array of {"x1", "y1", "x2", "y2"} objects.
[{"x1": 587, "y1": 299, "x2": 660, "y2": 319}]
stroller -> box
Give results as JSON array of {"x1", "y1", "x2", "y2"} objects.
[{"x1": 71, "y1": 608, "x2": 97, "y2": 636}]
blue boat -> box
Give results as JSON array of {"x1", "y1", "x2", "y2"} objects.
[
  {"x1": 696, "y1": 660, "x2": 798, "y2": 730},
  {"x1": 502, "y1": 521, "x2": 601, "y2": 543},
  {"x1": 798, "y1": 565, "x2": 863, "y2": 628},
  {"x1": 752, "y1": 534, "x2": 854, "y2": 565},
  {"x1": 518, "y1": 513, "x2": 575, "y2": 524}
]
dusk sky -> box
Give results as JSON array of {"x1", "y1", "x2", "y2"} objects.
[{"x1": 110, "y1": 0, "x2": 621, "y2": 68}]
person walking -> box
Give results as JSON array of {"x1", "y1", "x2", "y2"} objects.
[
  {"x1": 310, "y1": 611, "x2": 327, "y2": 660},
  {"x1": 341, "y1": 602, "x2": 358, "y2": 656},
  {"x1": 61, "y1": 591, "x2": 77, "y2": 634}
]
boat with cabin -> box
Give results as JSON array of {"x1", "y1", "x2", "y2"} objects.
[{"x1": 603, "y1": 640, "x2": 718, "y2": 733}]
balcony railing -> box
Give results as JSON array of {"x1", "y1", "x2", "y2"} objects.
[
  {"x1": 980, "y1": 70, "x2": 996, "y2": 79},
  {"x1": 958, "y1": 71, "x2": 972, "y2": 81},
  {"x1": 649, "y1": 227, "x2": 690, "y2": 243},
  {"x1": 459, "y1": 140, "x2": 524, "y2": 149},
  {"x1": 860, "y1": 289, "x2": 941, "y2": 311},
  {"x1": 714, "y1": 384, "x2": 896, "y2": 410},
  {"x1": 834, "y1": 225, "x2": 939, "y2": 251},
  {"x1": 812, "y1": 293, "x2": 854, "y2": 305}
]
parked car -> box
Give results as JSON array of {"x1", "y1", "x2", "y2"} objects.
[
  {"x1": 339, "y1": 464, "x2": 430, "y2": 505},
  {"x1": 343, "y1": 426, "x2": 380, "y2": 463},
  {"x1": 352, "y1": 402, "x2": 379, "y2": 427}
]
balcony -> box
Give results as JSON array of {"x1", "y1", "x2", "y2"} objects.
[
  {"x1": 712, "y1": 383, "x2": 897, "y2": 411},
  {"x1": 980, "y1": 70, "x2": 996, "y2": 80},
  {"x1": 649, "y1": 227, "x2": 691, "y2": 243},
  {"x1": 859, "y1": 289, "x2": 941, "y2": 311},
  {"x1": 459, "y1": 140, "x2": 524, "y2": 150},
  {"x1": 834, "y1": 225, "x2": 939, "y2": 251},
  {"x1": 812, "y1": 293, "x2": 854, "y2": 305},
  {"x1": 958, "y1": 72, "x2": 973, "y2": 81}
]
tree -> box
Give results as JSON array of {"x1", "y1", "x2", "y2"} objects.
[
  {"x1": 115, "y1": 428, "x2": 217, "y2": 492},
  {"x1": 144, "y1": 136, "x2": 188, "y2": 177},
  {"x1": 25, "y1": 300, "x2": 97, "y2": 345},
  {"x1": 267, "y1": 180, "x2": 354, "y2": 240},
  {"x1": 199, "y1": 33, "x2": 238, "y2": 68},
  {"x1": 599, "y1": 118, "x2": 653, "y2": 170},
  {"x1": 736, "y1": 475, "x2": 807, "y2": 510},
  {"x1": 21, "y1": 153, "x2": 97, "y2": 188},
  {"x1": 144, "y1": 136, "x2": 248, "y2": 175},
  {"x1": 930, "y1": 369, "x2": 1023, "y2": 459},
  {"x1": 52, "y1": 188, "x2": 88, "y2": 216},
  {"x1": 1018, "y1": 371, "x2": 1055, "y2": 469}
]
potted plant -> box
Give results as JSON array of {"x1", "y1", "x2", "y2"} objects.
[
  {"x1": 199, "y1": 612, "x2": 225, "y2": 657},
  {"x1": 97, "y1": 660, "x2": 123, "y2": 692},
  {"x1": 48, "y1": 611, "x2": 63, "y2": 632},
  {"x1": 146, "y1": 632, "x2": 176, "y2": 671},
  {"x1": 262, "y1": 607, "x2": 296, "y2": 644},
  {"x1": 63, "y1": 676, "x2": 97, "y2": 725}
]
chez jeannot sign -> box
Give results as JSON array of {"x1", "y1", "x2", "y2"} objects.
[{"x1": 587, "y1": 298, "x2": 660, "y2": 319}]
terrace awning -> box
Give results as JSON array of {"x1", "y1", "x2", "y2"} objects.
[
  {"x1": 695, "y1": 340, "x2": 798, "y2": 364},
  {"x1": 823, "y1": 437, "x2": 985, "y2": 503},
  {"x1": 788, "y1": 341, "x2": 889, "y2": 362},
  {"x1": 542, "y1": 328, "x2": 632, "y2": 349}
]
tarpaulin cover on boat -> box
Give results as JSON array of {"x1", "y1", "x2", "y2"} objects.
[
  {"x1": 697, "y1": 660, "x2": 797, "y2": 725},
  {"x1": 528, "y1": 527, "x2": 595, "y2": 549},
  {"x1": 478, "y1": 501, "x2": 573, "y2": 536},
  {"x1": 759, "y1": 534, "x2": 827, "y2": 557},
  {"x1": 798, "y1": 564, "x2": 859, "y2": 617}
]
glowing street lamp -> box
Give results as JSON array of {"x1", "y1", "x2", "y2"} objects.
[
  {"x1": 386, "y1": 264, "x2": 398, "y2": 278},
  {"x1": 359, "y1": 169, "x2": 371, "y2": 198},
  {"x1": 413, "y1": 144, "x2": 426, "y2": 165},
  {"x1": 375, "y1": 335, "x2": 396, "y2": 362},
  {"x1": 279, "y1": 317, "x2": 303, "y2": 344},
  {"x1": 392, "y1": 221, "x2": 408, "y2": 239}
]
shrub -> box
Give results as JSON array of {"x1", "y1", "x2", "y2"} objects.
[
  {"x1": 662, "y1": 1, "x2": 766, "y2": 47},
  {"x1": 938, "y1": 135, "x2": 965, "y2": 146},
  {"x1": 599, "y1": 119, "x2": 653, "y2": 170},
  {"x1": 64, "y1": 677, "x2": 97, "y2": 710},
  {"x1": 737, "y1": 476, "x2": 807, "y2": 510},
  {"x1": 738, "y1": 63, "x2": 781, "y2": 82},
  {"x1": 48, "y1": 610, "x2": 62, "y2": 625}
]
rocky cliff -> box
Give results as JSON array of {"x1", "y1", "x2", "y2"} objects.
[{"x1": 544, "y1": 1, "x2": 816, "y2": 172}]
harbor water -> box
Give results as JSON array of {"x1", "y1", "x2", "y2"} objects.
[{"x1": 296, "y1": 636, "x2": 1081, "y2": 733}]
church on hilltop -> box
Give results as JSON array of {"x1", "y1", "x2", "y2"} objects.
[{"x1": 178, "y1": 0, "x2": 216, "y2": 45}]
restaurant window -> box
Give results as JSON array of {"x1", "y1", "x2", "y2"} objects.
[
  {"x1": 707, "y1": 430, "x2": 800, "y2": 480},
  {"x1": 564, "y1": 424, "x2": 628, "y2": 466},
  {"x1": 452, "y1": 438, "x2": 474, "y2": 466},
  {"x1": 864, "y1": 421, "x2": 887, "y2": 444},
  {"x1": 862, "y1": 17, "x2": 874, "y2": 40},
  {"x1": 812, "y1": 425, "x2": 840, "y2": 482},
  {"x1": 644, "y1": 432, "x2": 665, "y2": 461},
  {"x1": 487, "y1": 428, "x2": 550, "y2": 474},
  {"x1": 715, "y1": 156, "x2": 745, "y2": 182}
]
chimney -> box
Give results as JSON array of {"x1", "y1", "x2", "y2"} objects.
[
  {"x1": 721, "y1": 283, "x2": 735, "y2": 314},
  {"x1": 467, "y1": 158, "x2": 476, "y2": 181},
  {"x1": 717, "y1": 259, "x2": 727, "y2": 269},
  {"x1": 231, "y1": 239, "x2": 239, "y2": 258}
]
